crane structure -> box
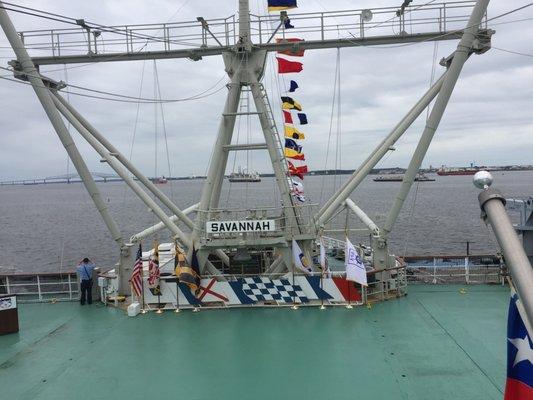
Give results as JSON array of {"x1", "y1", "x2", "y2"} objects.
[{"x1": 0, "y1": 0, "x2": 493, "y2": 295}]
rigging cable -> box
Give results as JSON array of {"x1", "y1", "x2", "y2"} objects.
[
  {"x1": 0, "y1": 67, "x2": 228, "y2": 104},
  {"x1": 154, "y1": 60, "x2": 175, "y2": 202}
]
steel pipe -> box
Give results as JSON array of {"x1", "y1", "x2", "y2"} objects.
[
  {"x1": 0, "y1": 4, "x2": 125, "y2": 248},
  {"x1": 345, "y1": 199, "x2": 379, "y2": 236},
  {"x1": 316, "y1": 73, "x2": 446, "y2": 226},
  {"x1": 131, "y1": 203, "x2": 199, "y2": 243},
  {"x1": 479, "y1": 188, "x2": 533, "y2": 327},
  {"x1": 383, "y1": 0, "x2": 490, "y2": 235}
]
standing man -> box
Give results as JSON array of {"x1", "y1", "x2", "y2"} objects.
[{"x1": 77, "y1": 258, "x2": 96, "y2": 305}]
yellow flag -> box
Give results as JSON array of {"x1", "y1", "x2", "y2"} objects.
[
  {"x1": 284, "y1": 148, "x2": 305, "y2": 160},
  {"x1": 282, "y1": 99, "x2": 302, "y2": 111},
  {"x1": 284, "y1": 125, "x2": 305, "y2": 140}
]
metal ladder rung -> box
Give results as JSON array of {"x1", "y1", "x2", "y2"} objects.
[{"x1": 223, "y1": 111, "x2": 263, "y2": 117}]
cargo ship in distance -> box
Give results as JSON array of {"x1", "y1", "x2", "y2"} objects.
[
  {"x1": 373, "y1": 173, "x2": 435, "y2": 182},
  {"x1": 437, "y1": 166, "x2": 480, "y2": 176}
]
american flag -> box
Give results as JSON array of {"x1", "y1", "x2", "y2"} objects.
[
  {"x1": 129, "y1": 244, "x2": 143, "y2": 297},
  {"x1": 148, "y1": 243, "x2": 160, "y2": 289}
]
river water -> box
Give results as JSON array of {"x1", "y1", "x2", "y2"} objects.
[{"x1": 0, "y1": 171, "x2": 531, "y2": 273}]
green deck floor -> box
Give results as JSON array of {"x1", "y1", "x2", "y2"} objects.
[{"x1": 0, "y1": 285, "x2": 509, "y2": 400}]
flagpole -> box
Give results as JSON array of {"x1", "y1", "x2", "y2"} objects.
[
  {"x1": 291, "y1": 260, "x2": 298, "y2": 310},
  {"x1": 140, "y1": 262, "x2": 147, "y2": 314},
  {"x1": 345, "y1": 213, "x2": 353, "y2": 309},
  {"x1": 175, "y1": 278, "x2": 181, "y2": 313}
]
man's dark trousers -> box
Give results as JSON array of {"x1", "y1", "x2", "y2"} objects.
[{"x1": 80, "y1": 279, "x2": 93, "y2": 305}]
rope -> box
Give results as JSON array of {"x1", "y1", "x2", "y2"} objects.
[
  {"x1": 154, "y1": 60, "x2": 175, "y2": 202},
  {"x1": 319, "y1": 48, "x2": 340, "y2": 205},
  {"x1": 400, "y1": 39, "x2": 440, "y2": 257}
]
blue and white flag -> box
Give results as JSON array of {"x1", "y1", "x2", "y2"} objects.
[
  {"x1": 345, "y1": 238, "x2": 367, "y2": 286},
  {"x1": 292, "y1": 239, "x2": 312, "y2": 274}
]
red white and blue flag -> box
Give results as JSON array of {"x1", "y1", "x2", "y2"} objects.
[
  {"x1": 129, "y1": 244, "x2": 143, "y2": 297},
  {"x1": 504, "y1": 289, "x2": 533, "y2": 400}
]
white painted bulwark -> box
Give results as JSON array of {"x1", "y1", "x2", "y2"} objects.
[{"x1": 206, "y1": 219, "x2": 276, "y2": 234}]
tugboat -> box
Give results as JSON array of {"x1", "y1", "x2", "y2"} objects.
[{"x1": 228, "y1": 167, "x2": 261, "y2": 183}]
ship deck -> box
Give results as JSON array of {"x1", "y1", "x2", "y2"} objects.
[{"x1": 0, "y1": 284, "x2": 508, "y2": 400}]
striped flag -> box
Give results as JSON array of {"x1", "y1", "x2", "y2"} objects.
[
  {"x1": 129, "y1": 244, "x2": 143, "y2": 297},
  {"x1": 148, "y1": 243, "x2": 161, "y2": 295}
]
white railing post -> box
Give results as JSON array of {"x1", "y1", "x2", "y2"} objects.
[{"x1": 37, "y1": 275, "x2": 42, "y2": 301}]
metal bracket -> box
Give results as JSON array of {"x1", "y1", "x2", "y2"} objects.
[
  {"x1": 8, "y1": 60, "x2": 66, "y2": 90},
  {"x1": 439, "y1": 28, "x2": 494, "y2": 68}
]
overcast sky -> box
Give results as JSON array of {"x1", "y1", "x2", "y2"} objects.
[{"x1": 0, "y1": 0, "x2": 532, "y2": 180}]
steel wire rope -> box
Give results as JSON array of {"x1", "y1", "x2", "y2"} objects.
[
  {"x1": 0, "y1": 65, "x2": 227, "y2": 103},
  {"x1": 492, "y1": 46, "x2": 533, "y2": 58},
  {"x1": 121, "y1": 60, "x2": 147, "y2": 207},
  {"x1": 318, "y1": 48, "x2": 340, "y2": 206},
  {"x1": 0, "y1": 69, "x2": 228, "y2": 104},
  {"x1": 153, "y1": 60, "x2": 175, "y2": 205},
  {"x1": 400, "y1": 37, "x2": 440, "y2": 258}
]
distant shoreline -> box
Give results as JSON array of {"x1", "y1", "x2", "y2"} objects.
[{"x1": 2, "y1": 165, "x2": 533, "y2": 185}]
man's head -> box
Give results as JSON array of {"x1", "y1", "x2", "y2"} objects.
[{"x1": 83, "y1": 257, "x2": 90, "y2": 263}]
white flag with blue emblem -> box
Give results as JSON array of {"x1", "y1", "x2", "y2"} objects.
[
  {"x1": 345, "y1": 238, "x2": 367, "y2": 286},
  {"x1": 292, "y1": 239, "x2": 312, "y2": 274}
]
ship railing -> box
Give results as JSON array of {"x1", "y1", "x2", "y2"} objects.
[
  {"x1": 196, "y1": 204, "x2": 318, "y2": 243},
  {"x1": 404, "y1": 255, "x2": 505, "y2": 285},
  {"x1": 17, "y1": 15, "x2": 237, "y2": 60},
  {"x1": 15, "y1": 2, "x2": 482, "y2": 62},
  {"x1": 251, "y1": 1, "x2": 481, "y2": 44},
  {"x1": 132, "y1": 264, "x2": 408, "y2": 310},
  {"x1": 0, "y1": 271, "x2": 80, "y2": 303}
]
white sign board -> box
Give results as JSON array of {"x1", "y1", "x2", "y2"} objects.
[
  {"x1": 206, "y1": 220, "x2": 276, "y2": 234},
  {"x1": 0, "y1": 296, "x2": 17, "y2": 310}
]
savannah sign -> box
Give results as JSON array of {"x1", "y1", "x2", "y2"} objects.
[{"x1": 206, "y1": 220, "x2": 276, "y2": 234}]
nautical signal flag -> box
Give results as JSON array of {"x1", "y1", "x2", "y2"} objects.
[
  {"x1": 504, "y1": 288, "x2": 533, "y2": 400},
  {"x1": 281, "y1": 96, "x2": 302, "y2": 111},
  {"x1": 284, "y1": 125, "x2": 305, "y2": 140},
  {"x1": 284, "y1": 18, "x2": 294, "y2": 29},
  {"x1": 283, "y1": 110, "x2": 294, "y2": 124},
  {"x1": 176, "y1": 245, "x2": 201, "y2": 295},
  {"x1": 288, "y1": 161, "x2": 308, "y2": 179},
  {"x1": 285, "y1": 138, "x2": 302, "y2": 152},
  {"x1": 276, "y1": 38, "x2": 305, "y2": 57},
  {"x1": 288, "y1": 80, "x2": 299, "y2": 92},
  {"x1": 297, "y1": 113, "x2": 308, "y2": 125},
  {"x1": 277, "y1": 57, "x2": 303, "y2": 74},
  {"x1": 268, "y1": 0, "x2": 297, "y2": 12},
  {"x1": 292, "y1": 240, "x2": 312, "y2": 274},
  {"x1": 284, "y1": 148, "x2": 305, "y2": 160}
]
